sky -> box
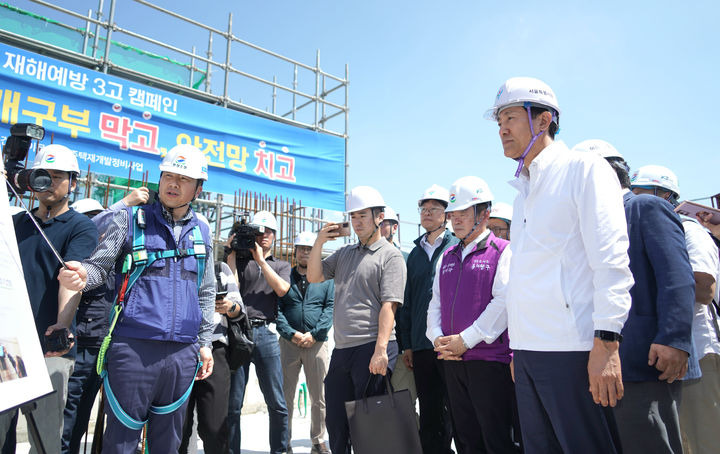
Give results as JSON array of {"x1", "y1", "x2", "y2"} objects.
[{"x1": 10, "y1": 0, "x2": 720, "y2": 246}]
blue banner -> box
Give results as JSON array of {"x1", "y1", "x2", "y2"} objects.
[{"x1": 0, "y1": 42, "x2": 345, "y2": 210}]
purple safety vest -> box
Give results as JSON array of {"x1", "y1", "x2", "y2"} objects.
[{"x1": 439, "y1": 231, "x2": 511, "y2": 363}]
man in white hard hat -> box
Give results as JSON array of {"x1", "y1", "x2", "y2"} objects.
[
  {"x1": 62, "y1": 188, "x2": 152, "y2": 454},
  {"x1": 380, "y1": 206, "x2": 401, "y2": 247},
  {"x1": 276, "y1": 231, "x2": 334, "y2": 454},
  {"x1": 426, "y1": 176, "x2": 517, "y2": 453},
  {"x1": 226, "y1": 209, "x2": 291, "y2": 454},
  {"x1": 577, "y1": 141, "x2": 695, "y2": 454},
  {"x1": 307, "y1": 185, "x2": 407, "y2": 454},
  {"x1": 631, "y1": 165, "x2": 720, "y2": 454},
  {"x1": 58, "y1": 144, "x2": 215, "y2": 453},
  {"x1": 0, "y1": 144, "x2": 98, "y2": 452},
  {"x1": 488, "y1": 202, "x2": 513, "y2": 240},
  {"x1": 397, "y1": 183, "x2": 458, "y2": 454},
  {"x1": 486, "y1": 77, "x2": 634, "y2": 453}
]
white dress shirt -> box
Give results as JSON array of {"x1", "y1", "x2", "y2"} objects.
[
  {"x1": 683, "y1": 218, "x2": 720, "y2": 358},
  {"x1": 504, "y1": 140, "x2": 633, "y2": 352},
  {"x1": 425, "y1": 230, "x2": 512, "y2": 348},
  {"x1": 420, "y1": 229, "x2": 447, "y2": 260}
]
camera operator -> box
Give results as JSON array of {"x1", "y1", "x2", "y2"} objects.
[
  {"x1": 225, "y1": 210, "x2": 291, "y2": 454},
  {"x1": 0, "y1": 144, "x2": 98, "y2": 452}
]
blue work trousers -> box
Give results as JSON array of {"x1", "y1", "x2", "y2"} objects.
[
  {"x1": 227, "y1": 324, "x2": 288, "y2": 454},
  {"x1": 513, "y1": 350, "x2": 622, "y2": 454},
  {"x1": 62, "y1": 346, "x2": 103, "y2": 454},
  {"x1": 324, "y1": 340, "x2": 398, "y2": 454},
  {"x1": 101, "y1": 336, "x2": 199, "y2": 454}
]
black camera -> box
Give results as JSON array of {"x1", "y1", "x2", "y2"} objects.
[
  {"x1": 3, "y1": 123, "x2": 50, "y2": 195},
  {"x1": 229, "y1": 219, "x2": 265, "y2": 260}
]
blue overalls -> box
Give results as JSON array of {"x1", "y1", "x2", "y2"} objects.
[{"x1": 101, "y1": 202, "x2": 209, "y2": 454}]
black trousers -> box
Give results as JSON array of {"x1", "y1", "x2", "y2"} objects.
[
  {"x1": 413, "y1": 349, "x2": 455, "y2": 454},
  {"x1": 513, "y1": 350, "x2": 621, "y2": 454},
  {"x1": 443, "y1": 359, "x2": 518, "y2": 454},
  {"x1": 180, "y1": 342, "x2": 231, "y2": 454},
  {"x1": 324, "y1": 341, "x2": 398, "y2": 454}
]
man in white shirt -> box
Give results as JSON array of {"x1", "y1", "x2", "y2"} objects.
[
  {"x1": 631, "y1": 165, "x2": 720, "y2": 454},
  {"x1": 484, "y1": 77, "x2": 634, "y2": 454}
]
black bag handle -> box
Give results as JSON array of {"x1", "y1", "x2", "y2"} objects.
[{"x1": 360, "y1": 374, "x2": 395, "y2": 412}]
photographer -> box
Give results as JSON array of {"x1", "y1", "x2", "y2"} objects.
[
  {"x1": 225, "y1": 210, "x2": 290, "y2": 454},
  {"x1": 0, "y1": 144, "x2": 98, "y2": 452}
]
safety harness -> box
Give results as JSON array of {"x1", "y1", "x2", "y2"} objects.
[{"x1": 97, "y1": 206, "x2": 207, "y2": 430}]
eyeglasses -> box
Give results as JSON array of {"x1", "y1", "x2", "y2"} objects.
[
  {"x1": 489, "y1": 226, "x2": 509, "y2": 236},
  {"x1": 418, "y1": 207, "x2": 444, "y2": 215}
]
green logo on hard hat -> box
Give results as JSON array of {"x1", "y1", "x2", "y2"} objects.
[
  {"x1": 173, "y1": 156, "x2": 188, "y2": 169},
  {"x1": 449, "y1": 194, "x2": 456, "y2": 203},
  {"x1": 45, "y1": 154, "x2": 56, "y2": 163}
]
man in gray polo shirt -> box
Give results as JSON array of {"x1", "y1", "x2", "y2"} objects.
[{"x1": 307, "y1": 185, "x2": 407, "y2": 454}]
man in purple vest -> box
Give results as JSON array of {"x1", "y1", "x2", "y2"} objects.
[{"x1": 426, "y1": 176, "x2": 518, "y2": 454}]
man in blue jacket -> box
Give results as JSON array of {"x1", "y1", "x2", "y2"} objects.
[
  {"x1": 277, "y1": 231, "x2": 334, "y2": 454},
  {"x1": 575, "y1": 140, "x2": 695, "y2": 454},
  {"x1": 59, "y1": 145, "x2": 215, "y2": 453},
  {"x1": 397, "y1": 184, "x2": 458, "y2": 454}
]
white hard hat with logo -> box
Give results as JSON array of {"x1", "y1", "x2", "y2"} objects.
[
  {"x1": 484, "y1": 77, "x2": 561, "y2": 122},
  {"x1": 572, "y1": 139, "x2": 623, "y2": 160},
  {"x1": 630, "y1": 165, "x2": 680, "y2": 197},
  {"x1": 32, "y1": 144, "x2": 80, "y2": 174},
  {"x1": 294, "y1": 231, "x2": 316, "y2": 247},
  {"x1": 251, "y1": 210, "x2": 278, "y2": 232},
  {"x1": 72, "y1": 198, "x2": 105, "y2": 215},
  {"x1": 159, "y1": 144, "x2": 208, "y2": 181},
  {"x1": 446, "y1": 176, "x2": 494, "y2": 213},
  {"x1": 384, "y1": 207, "x2": 399, "y2": 224},
  {"x1": 418, "y1": 184, "x2": 450, "y2": 207},
  {"x1": 346, "y1": 185, "x2": 386, "y2": 213},
  {"x1": 490, "y1": 202, "x2": 513, "y2": 223}
]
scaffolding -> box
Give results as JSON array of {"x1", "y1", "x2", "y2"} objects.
[{"x1": 1, "y1": 0, "x2": 353, "y2": 256}]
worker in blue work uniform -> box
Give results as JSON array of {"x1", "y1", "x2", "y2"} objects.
[
  {"x1": 58, "y1": 144, "x2": 215, "y2": 454},
  {"x1": 61, "y1": 189, "x2": 150, "y2": 454}
]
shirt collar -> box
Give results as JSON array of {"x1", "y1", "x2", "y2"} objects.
[
  {"x1": 160, "y1": 204, "x2": 194, "y2": 225},
  {"x1": 31, "y1": 206, "x2": 74, "y2": 224},
  {"x1": 349, "y1": 237, "x2": 388, "y2": 252}
]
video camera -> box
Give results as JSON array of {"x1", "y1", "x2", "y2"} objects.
[
  {"x1": 229, "y1": 215, "x2": 265, "y2": 260},
  {"x1": 3, "y1": 123, "x2": 50, "y2": 195}
]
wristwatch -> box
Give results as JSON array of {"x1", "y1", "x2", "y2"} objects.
[
  {"x1": 230, "y1": 303, "x2": 238, "y2": 314},
  {"x1": 594, "y1": 330, "x2": 622, "y2": 343}
]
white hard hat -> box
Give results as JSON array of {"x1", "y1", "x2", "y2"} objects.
[
  {"x1": 251, "y1": 210, "x2": 278, "y2": 232},
  {"x1": 418, "y1": 184, "x2": 450, "y2": 207},
  {"x1": 32, "y1": 144, "x2": 79, "y2": 174},
  {"x1": 159, "y1": 144, "x2": 208, "y2": 181},
  {"x1": 294, "y1": 231, "x2": 316, "y2": 247},
  {"x1": 384, "y1": 207, "x2": 399, "y2": 224},
  {"x1": 446, "y1": 176, "x2": 494, "y2": 212},
  {"x1": 630, "y1": 165, "x2": 680, "y2": 197},
  {"x1": 346, "y1": 185, "x2": 385, "y2": 213},
  {"x1": 71, "y1": 198, "x2": 105, "y2": 215},
  {"x1": 490, "y1": 202, "x2": 513, "y2": 223},
  {"x1": 484, "y1": 77, "x2": 561, "y2": 122},
  {"x1": 572, "y1": 139, "x2": 623, "y2": 160}
]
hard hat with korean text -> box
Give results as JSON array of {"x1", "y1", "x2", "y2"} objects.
[
  {"x1": 446, "y1": 176, "x2": 494, "y2": 213},
  {"x1": 159, "y1": 144, "x2": 208, "y2": 181}
]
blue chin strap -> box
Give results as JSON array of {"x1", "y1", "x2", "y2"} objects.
[{"x1": 513, "y1": 103, "x2": 557, "y2": 178}]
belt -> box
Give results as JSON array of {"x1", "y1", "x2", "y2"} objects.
[{"x1": 249, "y1": 318, "x2": 270, "y2": 327}]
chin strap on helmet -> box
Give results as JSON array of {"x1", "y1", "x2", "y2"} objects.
[{"x1": 514, "y1": 102, "x2": 555, "y2": 178}]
